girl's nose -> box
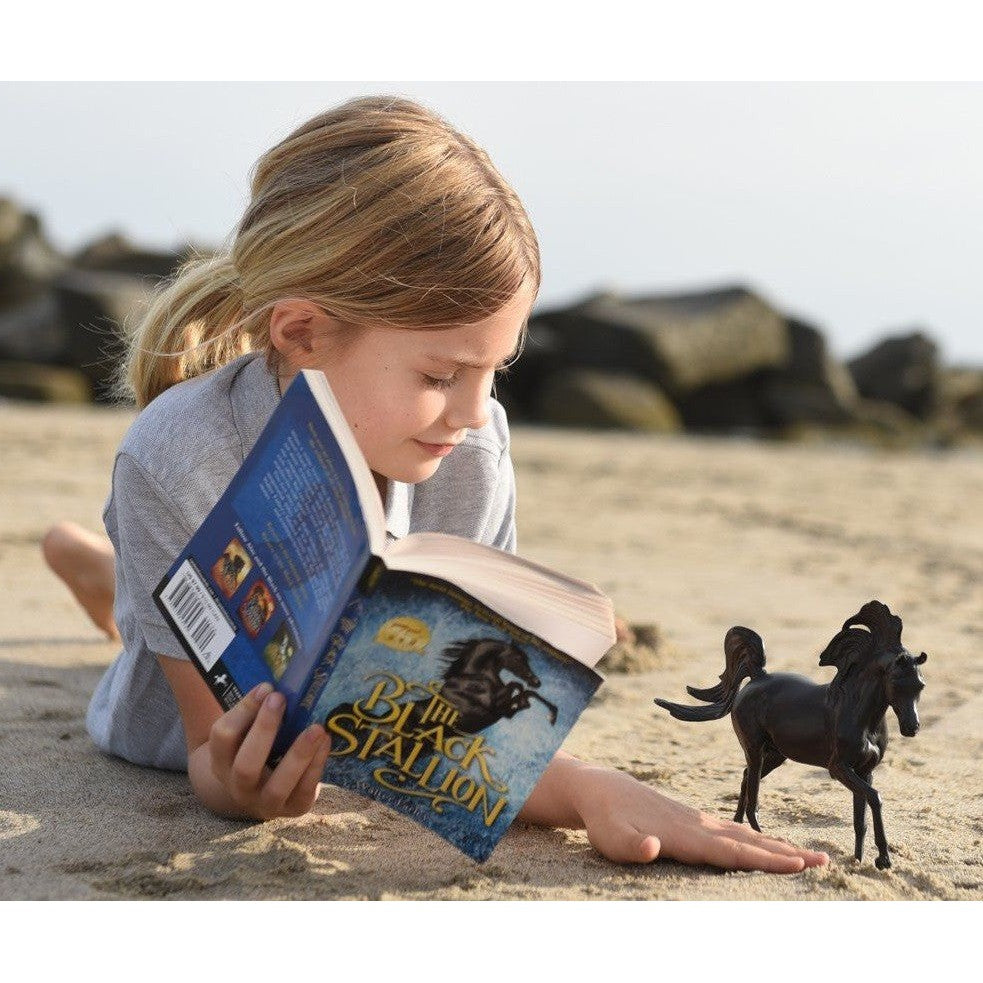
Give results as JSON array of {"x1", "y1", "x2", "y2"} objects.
[{"x1": 445, "y1": 381, "x2": 491, "y2": 432}]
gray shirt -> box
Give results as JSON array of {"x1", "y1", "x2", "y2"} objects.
[{"x1": 86, "y1": 351, "x2": 518, "y2": 771}]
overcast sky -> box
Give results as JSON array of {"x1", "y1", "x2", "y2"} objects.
[{"x1": 2, "y1": 82, "x2": 980, "y2": 364}]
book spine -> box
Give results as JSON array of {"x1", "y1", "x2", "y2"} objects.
[{"x1": 275, "y1": 555, "x2": 386, "y2": 754}]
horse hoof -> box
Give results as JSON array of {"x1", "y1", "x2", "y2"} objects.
[{"x1": 875, "y1": 856, "x2": 891, "y2": 870}]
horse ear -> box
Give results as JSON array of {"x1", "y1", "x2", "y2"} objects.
[
  {"x1": 818, "y1": 627, "x2": 873, "y2": 669},
  {"x1": 916, "y1": 651, "x2": 928, "y2": 664}
]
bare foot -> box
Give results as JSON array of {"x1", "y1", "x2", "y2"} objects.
[{"x1": 41, "y1": 521, "x2": 120, "y2": 641}]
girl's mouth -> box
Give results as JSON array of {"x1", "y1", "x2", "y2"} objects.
[{"x1": 414, "y1": 439, "x2": 458, "y2": 457}]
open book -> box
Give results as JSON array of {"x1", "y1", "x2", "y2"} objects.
[{"x1": 153, "y1": 369, "x2": 615, "y2": 862}]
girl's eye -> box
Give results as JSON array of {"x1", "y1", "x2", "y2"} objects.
[{"x1": 423, "y1": 373, "x2": 457, "y2": 390}]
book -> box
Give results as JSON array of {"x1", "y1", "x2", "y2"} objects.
[{"x1": 153, "y1": 369, "x2": 616, "y2": 862}]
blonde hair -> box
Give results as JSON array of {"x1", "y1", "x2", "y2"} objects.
[{"x1": 114, "y1": 95, "x2": 540, "y2": 408}]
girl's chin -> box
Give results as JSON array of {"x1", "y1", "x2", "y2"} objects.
[{"x1": 372, "y1": 457, "x2": 442, "y2": 488}]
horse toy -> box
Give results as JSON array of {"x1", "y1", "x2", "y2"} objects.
[{"x1": 654, "y1": 600, "x2": 927, "y2": 869}]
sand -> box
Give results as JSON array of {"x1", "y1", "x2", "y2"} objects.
[{"x1": 1, "y1": 402, "x2": 981, "y2": 900}]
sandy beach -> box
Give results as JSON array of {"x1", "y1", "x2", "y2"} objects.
[{"x1": 1, "y1": 402, "x2": 981, "y2": 900}]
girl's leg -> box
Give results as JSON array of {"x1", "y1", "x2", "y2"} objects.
[{"x1": 41, "y1": 521, "x2": 120, "y2": 641}]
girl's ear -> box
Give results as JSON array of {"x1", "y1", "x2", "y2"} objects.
[{"x1": 269, "y1": 300, "x2": 319, "y2": 366}]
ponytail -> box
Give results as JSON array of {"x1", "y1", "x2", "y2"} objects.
[{"x1": 111, "y1": 252, "x2": 260, "y2": 408}]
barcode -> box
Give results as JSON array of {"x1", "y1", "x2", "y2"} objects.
[{"x1": 159, "y1": 559, "x2": 236, "y2": 671}]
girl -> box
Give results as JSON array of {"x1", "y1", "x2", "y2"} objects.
[{"x1": 44, "y1": 95, "x2": 827, "y2": 873}]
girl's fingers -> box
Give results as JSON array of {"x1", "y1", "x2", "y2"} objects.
[
  {"x1": 700, "y1": 832, "x2": 807, "y2": 873},
  {"x1": 712, "y1": 819, "x2": 828, "y2": 864},
  {"x1": 209, "y1": 681, "x2": 272, "y2": 778},
  {"x1": 281, "y1": 729, "x2": 333, "y2": 816},
  {"x1": 227, "y1": 686, "x2": 286, "y2": 794},
  {"x1": 258, "y1": 724, "x2": 330, "y2": 816}
]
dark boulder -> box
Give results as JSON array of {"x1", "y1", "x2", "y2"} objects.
[
  {"x1": 52, "y1": 268, "x2": 153, "y2": 402},
  {"x1": 847, "y1": 331, "x2": 941, "y2": 420},
  {"x1": 759, "y1": 316, "x2": 859, "y2": 427},
  {"x1": 0, "y1": 293, "x2": 66, "y2": 363},
  {"x1": 530, "y1": 285, "x2": 790, "y2": 396},
  {"x1": 674, "y1": 371, "x2": 770, "y2": 433}
]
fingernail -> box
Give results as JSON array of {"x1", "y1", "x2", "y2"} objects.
[
  {"x1": 254, "y1": 682, "x2": 273, "y2": 702},
  {"x1": 306, "y1": 723, "x2": 325, "y2": 744},
  {"x1": 265, "y1": 690, "x2": 284, "y2": 711}
]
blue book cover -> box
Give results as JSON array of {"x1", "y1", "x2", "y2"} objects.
[{"x1": 154, "y1": 370, "x2": 611, "y2": 862}]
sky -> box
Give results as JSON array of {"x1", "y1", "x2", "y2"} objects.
[{"x1": 2, "y1": 81, "x2": 981, "y2": 364}]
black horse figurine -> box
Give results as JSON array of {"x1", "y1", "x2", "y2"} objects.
[{"x1": 654, "y1": 600, "x2": 927, "y2": 869}]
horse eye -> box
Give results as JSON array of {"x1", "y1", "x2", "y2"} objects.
[{"x1": 895, "y1": 655, "x2": 906, "y2": 666}]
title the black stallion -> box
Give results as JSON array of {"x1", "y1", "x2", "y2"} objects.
[{"x1": 654, "y1": 601, "x2": 927, "y2": 869}]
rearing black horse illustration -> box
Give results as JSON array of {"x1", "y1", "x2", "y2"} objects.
[
  {"x1": 434, "y1": 637, "x2": 558, "y2": 734},
  {"x1": 654, "y1": 600, "x2": 927, "y2": 869},
  {"x1": 327, "y1": 636, "x2": 558, "y2": 737}
]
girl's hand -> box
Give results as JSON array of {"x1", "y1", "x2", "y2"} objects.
[
  {"x1": 203, "y1": 681, "x2": 332, "y2": 820},
  {"x1": 571, "y1": 765, "x2": 829, "y2": 873}
]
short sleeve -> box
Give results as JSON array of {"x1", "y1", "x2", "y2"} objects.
[
  {"x1": 483, "y1": 447, "x2": 517, "y2": 554},
  {"x1": 408, "y1": 442, "x2": 518, "y2": 554},
  {"x1": 105, "y1": 451, "x2": 197, "y2": 660}
]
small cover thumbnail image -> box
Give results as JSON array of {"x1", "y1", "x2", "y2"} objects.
[
  {"x1": 239, "y1": 581, "x2": 275, "y2": 638},
  {"x1": 263, "y1": 621, "x2": 298, "y2": 679},
  {"x1": 211, "y1": 538, "x2": 252, "y2": 599}
]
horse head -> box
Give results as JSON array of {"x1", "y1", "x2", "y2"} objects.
[
  {"x1": 440, "y1": 638, "x2": 539, "y2": 688},
  {"x1": 497, "y1": 640, "x2": 539, "y2": 688},
  {"x1": 819, "y1": 600, "x2": 926, "y2": 735},
  {"x1": 881, "y1": 649, "x2": 927, "y2": 736}
]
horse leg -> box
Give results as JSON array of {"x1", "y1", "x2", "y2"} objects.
[
  {"x1": 744, "y1": 745, "x2": 764, "y2": 832},
  {"x1": 829, "y1": 763, "x2": 890, "y2": 869},
  {"x1": 734, "y1": 768, "x2": 748, "y2": 823},
  {"x1": 852, "y1": 772, "x2": 870, "y2": 863}
]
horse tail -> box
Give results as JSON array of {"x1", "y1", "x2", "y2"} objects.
[{"x1": 654, "y1": 626, "x2": 766, "y2": 722}]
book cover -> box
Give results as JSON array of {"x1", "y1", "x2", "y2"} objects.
[{"x1": 305, "y1": 562, "x2": 602, "y2": 862}]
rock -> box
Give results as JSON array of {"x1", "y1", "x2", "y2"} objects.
[
  {"x1": 674, "y1": 372, "x2": 769, "y2": 432},
  {"x1": 52, "y1": 268, "x2": 154, "y2": 402},
  {"x1": 939, "y1": 366, "x2": 983, "y2": 432},
  {"x1": 849, "y1": 398, "x2": 924, "y2": 448},
  {"x1": 72, "y1": 231, "x2": 208, "y2": 279},
  {"x1": 491, "y1": 320, "x2": 557, "y2": 422},
  {"x1": 597, "y1": 622, "x2": 669, "y2": 674},
  {"x1": 847, "y1": 331, "x2": 941, "y2": 420},
  {"x1": 759, "y1": 317, "x2": 858, "y2": 426},
  {"x1": 532, "y1": 285, "x2": 790, "y2": 396},
  {"x1": 0, "y1": 360, "x2": 91, "y2": 402},
  {"x1": 0, "y1": 293, "x2": 67, "y2": 362},
  {"x1": 535, "y1": 367, "x2": 682, "y2": 432},
  {"x1": 0, "y1": 196, "x2": 66, "y2": 306}
]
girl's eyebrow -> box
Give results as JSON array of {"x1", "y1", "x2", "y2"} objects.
[
  {"x1": 425, "y1": 319, "x2": 528, "y2": 370},
  {"x1": 426, "y1": 340, "x2": 523, "y2": 371},
  {"x1": 426, "y1": 352, "x2": 515, "y2": 370}
]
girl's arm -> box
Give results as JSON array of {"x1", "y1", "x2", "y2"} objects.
[
  {"x1": 516, "y1": 749, "x2": 829, "y2": 873},
  {"x1": 156, "y1": 655, "x2": 332, "y2": 820}
]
